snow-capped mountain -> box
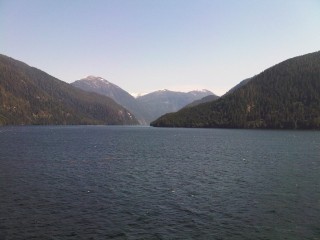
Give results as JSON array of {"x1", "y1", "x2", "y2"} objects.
[
  {"x1": 72, "y1": 76, "x2": 120, "y2": 96},
  {"x1": 136, "y1": 89, "x2": 214, "y2": 123},
  {"x1": 71, "y1": 76, "x2": 147, "y2": 124},
  {"x1": 72, "y1": 76, "x2": 215, "y2": 124}
]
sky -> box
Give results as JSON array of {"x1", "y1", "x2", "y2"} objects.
[{"x1": 1, "y1": 0, "x2": 320, "y2": 96}]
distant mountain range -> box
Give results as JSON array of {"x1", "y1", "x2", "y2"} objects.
[
  {"x1": 0, "y1": 55, "x2": 138, "y2": 125},
  {"x1": 136, "y1": 89, "x2": 214, "y2": 123},
  {"x1": 151, "y1": 51, "x2": 320, "y2": 129},
  {"x1": 71, "y1": 77, "x2": 214, "y2": 124}
]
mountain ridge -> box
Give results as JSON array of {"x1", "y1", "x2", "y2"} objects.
[
  {"x1": 71, "y1": 76, "x2": 147, "y2": 124},
  {"x1": 151, "y1": 51, "x2": 320, "y2": 129},
  {"x1": 136, "y1": 89, "x2": 214, "y2": 123},
  {"x1": 72, "y1": 77, "x2": 215, "y2": 124},
  {"x1": 0, "y1": 54, "x2": 138, "y2": 125},
  {"x1": 184, "y1": 94, "x2": 220, "y2": 108}
]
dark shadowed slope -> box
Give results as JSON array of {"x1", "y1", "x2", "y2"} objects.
[
  {"x1": 151, "y1": 51, "x2": 320, "y2": 129},
  {"x1": 0, "y1": 54, "x2": 138, "y2": 125},
  {"x1": 184, "y1": 94, "x2": 219, "y2": 108}
]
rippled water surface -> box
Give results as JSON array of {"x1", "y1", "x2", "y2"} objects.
[{"x1": 0, "y1": 126, "x2": 319, "y2": 239}]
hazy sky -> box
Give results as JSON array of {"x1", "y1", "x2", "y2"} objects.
[{"x1": 1, "y1": 0, "x2": 319, "y2": 95}]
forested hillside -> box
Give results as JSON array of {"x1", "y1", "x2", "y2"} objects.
[
  {"x1": 72, "y1": 76, "x2": 148, "y2": 124},
  {"x1": 0, "y1": 54, "x2": 138, "y2": 125},
  {"x1": 151, "y1": 51, "x2": 320, "y2": 129}
]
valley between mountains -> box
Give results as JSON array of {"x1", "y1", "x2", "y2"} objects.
[
  {"x1": 1, "y1": 51, "x2": 320, "y2": 129},
  {"x1": 71, "y1": 76, "x2": 215, "y2": 124},
  {"x1": 0, "y1": 54, "x2": 215, "y2": 125}
]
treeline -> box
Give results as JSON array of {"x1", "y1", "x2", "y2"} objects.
[{"x1": 151, "y1": 51, "x2": 320, "y2": 129}]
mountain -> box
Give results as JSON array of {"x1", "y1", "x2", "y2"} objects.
[
  {"x1": 136, "y1": 89, "x2": 214, "y2": 123},
  {"x1": 0, "y1": 54, "x2": 138, "y2": 125},
  {"x1": 184, "y1": 78, "x2": 251, "y2": 109},
  {"x1": 71, "y1": 77, "x2": 214, "y2": 124},
  {"x1": 223, "y1": 78, "x2": 252, "y2": 96},
  {"x1": 151, "y1": 51, "x2": 320, "y2": 129},
  {"x1": 184, "y1": 94, "x2": 219, "y2": 108},
  {"x1": 183, "y1": 78, "x2": 253, "y2": 109},
  {"x1": 71, "y1": 76, "x2": 147, "y2": 124}
]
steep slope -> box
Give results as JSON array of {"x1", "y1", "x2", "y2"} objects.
[
  {"x1": 151, "y1": 51, "x2": 320, "y2": 129},
  {"x1": 185, "y1": 78, "x2": 251, "y2": 109},
  {"x1": 223, "y1": 78, "x2": 252, "y2": 96},
  {"x1": 0, "y1": 54, "x2": 138, "y2": 125},
  {"x1": 136, "y1": 89, "x2": 213, "y2": 123},
  {"x1": 184, "y1": 94, "x2": 219, "y2": 108},
  {"x1": 71, "y1": 76, "x2": 147, "y2": 124}
]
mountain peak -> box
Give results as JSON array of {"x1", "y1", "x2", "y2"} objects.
[
  {"x1": 84, "y1": 75, "x2": 107, "y2": 82},
  {"x1": 159, "y1": 89, "x2": 170, "y2": 93},
  {"x1": 188, "y1": 89, "x2": 212, "y2": 94},
  {"x1": 76, "y1": 75, "x2": 114, "y2": 89}
]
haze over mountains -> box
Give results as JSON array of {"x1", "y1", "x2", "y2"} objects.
[
  {"x1": 151, "y1": 51, "x2": 320, "y2": 129},
  {"x1": 71, "y1": 76, "x2": 214, "y2": 124}
]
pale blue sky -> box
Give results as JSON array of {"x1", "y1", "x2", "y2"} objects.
[{"x1": 1, "y1": 0, "x2": 319, "y2": 95}]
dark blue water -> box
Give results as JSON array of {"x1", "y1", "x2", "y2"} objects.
[{"x1": 0, "y1": 126, "x2": 319, "y2": 239}]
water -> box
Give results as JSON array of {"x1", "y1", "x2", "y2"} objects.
[{"x1": 0, "y1": 126, "x2": 319, "y2": 240}]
